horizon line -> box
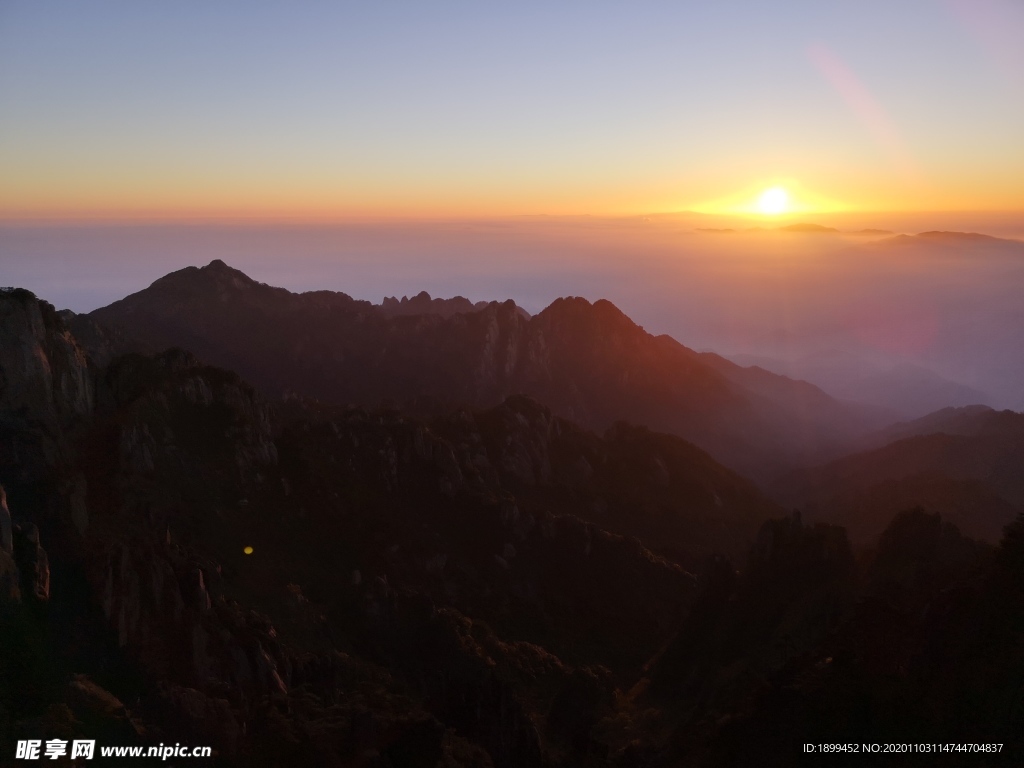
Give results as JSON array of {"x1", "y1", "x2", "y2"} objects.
[{"x1": 3, "y1": 207, "x2": 1024, "y2": 227}]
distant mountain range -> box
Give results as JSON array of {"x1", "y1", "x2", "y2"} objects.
[
  {"x1": 873, "y1": 230, "x2": 1024, "y2": 249},
  {"x1": 694, "y1": 225, "x2": 1024, "y2": 245},
  {"x1": 726, "y1": 351, "x2": 990, "y2": 419},
  {"x1": 81, "y1": 260, "x2": 887, "y2": 481}
]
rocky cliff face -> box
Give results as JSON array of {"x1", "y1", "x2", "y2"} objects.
[
  {"x1": 0, "y1": 290, "x2": 93, "y2": 536},
  {"x1": 0, "y1": 484, "x2": 21, "y2": 601},
  {"x1": 0, "y1": 288, "x2": 93, "y2": 429},
  {"x1": 0, "y1": 290, "x2": 87, "y2": 613}
]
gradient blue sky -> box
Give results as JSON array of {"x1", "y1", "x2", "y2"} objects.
[{"x1": 1, "y1": 0, "x2": 1022, "y2": 217}]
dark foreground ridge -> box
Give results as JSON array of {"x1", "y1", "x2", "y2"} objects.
[{"x1": 2, "y1": 286, "x2": 1024, "y2": 765}]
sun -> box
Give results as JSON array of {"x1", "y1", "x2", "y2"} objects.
[
  {"x1": 688, "y1": 180, "x2": 845, "y2": 217},
  {"x1": 756, "y1": 186, "x2": 789, "y2": 215}
]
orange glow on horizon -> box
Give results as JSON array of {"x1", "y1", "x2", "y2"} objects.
[{"x1": 1, "y1": 174, "x2": 1022, "y2": 222}]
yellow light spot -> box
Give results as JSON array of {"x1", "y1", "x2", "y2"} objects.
[
  {"x1": 243, "y1": 546, "x2": 254, "y2": 555},
  {"x1": 756, "y1": 186, "x2": 789, "y2": 215}
]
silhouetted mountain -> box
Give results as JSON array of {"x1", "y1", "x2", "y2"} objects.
[
  {"x1": 381, "y1": 290, "x2": 478, "y2": 318},
  {"x1": 648, "y1": 512, "x2": 856, "y2": 702},
  {"x1": 0, "y1": 286, "x2": 781, "y2": 765},
  {"x1": 780, "y1": 406, "x2": 1024, "y2": 543},
  {"x1": 602, "y1": 508, "x2": 1024, "y2": 764},
  {"x1": 668, "y1": 510, "x2": 1022, "y2": 764},
  {"x1": 87, "y1": 260, "x2": 883, "y2": 480},
  {"x1": 5, "y1": 285, "x2": 1024, "y2": 765}
]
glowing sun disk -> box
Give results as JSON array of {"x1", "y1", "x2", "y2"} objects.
[{"x1": 757, "y1": 187, "x2": 789, "y2": 215}]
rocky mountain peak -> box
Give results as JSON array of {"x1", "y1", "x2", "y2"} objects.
[
  {"x1": 380, "y1": 290, "x2": 478, "y2": 318},
  {"x1": 537, "y1": 296, "x2": 637, "y2": 334},
  {"x1": 167, "y1": 259, "x2": 260, "y2": 292}
]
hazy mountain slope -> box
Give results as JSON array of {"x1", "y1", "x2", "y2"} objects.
[
  {"x1": 860, "y1": 404, "x2": 1011, "y2": 446},
  {"x1": 780, "y1": 406, "x2": 1024, "y2": 543},
  {"x1": 726, "y1": 351, "x2": 990, "y2": 419},
  {"x1": 699, "y1": 350, "x2": 891, "y2": 449},
  {"x1": 88, "y1": 260, "x2": 881, "y2": 479},
  {"x1": 430, "y1": 395, "x2": 781, "y2": 570}
]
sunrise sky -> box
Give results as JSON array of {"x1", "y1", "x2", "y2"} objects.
[{"x1": 2, "y1": 1, "x2": 1023, "y2": 220}]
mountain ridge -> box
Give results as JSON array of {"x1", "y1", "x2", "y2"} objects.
[
  {"x1": 87, "y1": 260, "x2": 886, "y2": 480},
  {"x1": 874, "y1": 230, "x2": 1024, "y2": 248}
]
